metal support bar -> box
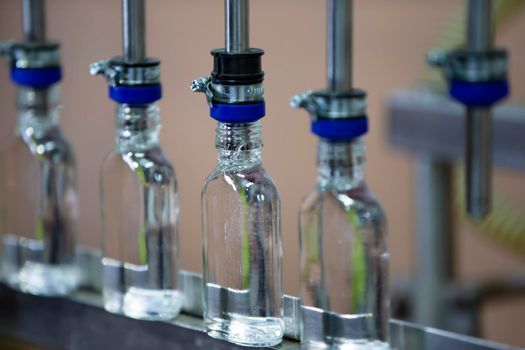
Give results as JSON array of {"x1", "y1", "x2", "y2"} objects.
[
  {"x1": 122, "y1": 0, "x2": 146, "y2": 62},
  {"x1": 225, "y1": 0, "x2": 249, "y2": 53},
  {"x1": 327, "y1": 0, "x2": 352, "y2": 92},
  {"x1": 22, "y1": 0, "x2": 46, "y2": 43},
  {"x1": 465, "y1": 0, "x2": 494, "y2": 220},
  {"x1": 0, "y1": 282, "x2": 520, "y2": 350},
  {"x1": 415, "y1": 158, "x2": 453, "y2": 328},
  {"x1": 389, "y1": 89, "x2": 525, "y2": 171}
]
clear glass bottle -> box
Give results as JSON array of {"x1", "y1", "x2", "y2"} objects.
[
  {"x1": 100, "y1": 103, "x2": 182, "y2": 320},
  {"x1": 299, "y1": 139, "x2": 389, "y2": 349},
  {"x1": 202, "y1": 121, "x2": 284, "y2": 347},
  {"x1": 0, "y1": 86, "x2": 80, "y2": 296}
]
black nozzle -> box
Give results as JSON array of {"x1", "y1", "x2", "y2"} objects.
[{"x1": 211, "y1": 48, "x2": 264, "y2": 85}]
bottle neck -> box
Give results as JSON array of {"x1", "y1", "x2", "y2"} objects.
[
  {"x1": 215, "y1": 121, "x2": 263, "y2": 170},
  {"x1": 16, "y1": 86, "x2": 60, "y2": 136},
  {"x1": 317, "y1": 138, "x2": 366, "y2": 192},
  {"x1": 115, "y1": 103, "x2": 161, "y2": 153}
]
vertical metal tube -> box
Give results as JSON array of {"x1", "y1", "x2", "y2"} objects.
[
  {"x1": 23, "y1": 0, "x2": 46, "y2": 43},
  {"x1": 466, "y1": 108, "x2": 492, "y2": 218},
  {"x1": 123, "y1": 0, "x2": 146, "y2": 62},
  {"x1": 465, "y1": 0, "x2": 493, "y2": 219},
  {"x1": 225, "y1": 0, "x2": 249, "y2": 53},
  {"x1": 327, "y1": 0, "x2": 352, "y2": 92},
  {"x1": 467, "y1": 0, "x2": 493, "y2": 52},
  {"x1": 415, "y1": 158, "x2": 453, "y2": 328}
]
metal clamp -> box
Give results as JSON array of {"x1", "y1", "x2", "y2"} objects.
[
  {"x1": 291, "y1": 88, "x2": 367, "y2": 120},
  {"x1": 90, "y1": 57, "x2": 161, "y2": 87},
  {"x1": 0, "y1": 41, "x2": 60, "y2": 69},
  {"x1": 191, "y1": 76, "x2": 264, "y2": 107},
  {"x1": 427, "y1": 49, "x2": 507, "y2": 83}
]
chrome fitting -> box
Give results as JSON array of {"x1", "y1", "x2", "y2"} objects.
[
  {"x1": 291, "y1": 88, "x2": 367, "y2": 120},
  {"x1": 427, "y1": 48, "x2": 507, "y2": 83},
  {"x1": 191, "y1": 75, "x2": 264, "y2": 106},
  {"x1": 0, "y1": 41, "x2": 60, "y2": 68},
  {"x1": 90, "y1": 57, "x2": 161, "y2": 87}
]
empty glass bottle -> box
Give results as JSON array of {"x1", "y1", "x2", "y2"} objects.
[
  {"x1": 0, "y1": 86, "x2": 80, "y2": 296},
  {"x1": 100, "y1": 103, "x2": 182, "y2": 320},
  {"x1": 202, "y1": 121, "x2": 284, "y2": 347},
  {"x1": 299, "y1": 138, "x2": 389, "y2": 349}
]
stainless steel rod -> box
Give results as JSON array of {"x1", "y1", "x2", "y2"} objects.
[
  {"x1": 327, "y1": 0, "x2": 352, "y2": 92},
  {"x1": 467, "y1": 0, "x2": 493, "y2": 52},
  {"x1": 225, "y1": 0, "x2": 249, "y2": 53},
  {"x1": 465, "y1": 0, "x2": 493, "y2": 219},
  {"x1": 123, "y1": 0, "x2": 146, "y2": 62},
  {"x1": 23, "y1": 0, "x2": 46, "y2": 42},
  {"x1": 466, "y1": 108, "x2": 492, "y2": 219}
]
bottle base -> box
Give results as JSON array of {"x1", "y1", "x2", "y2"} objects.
[
  {"x1": 3, "y1": 261, "x2": 80, "y2": 297},
  {"x1": 206, "y1": 315, "x2": 284, "y2": 347},
  {"x1": 304, "y1": 339, "x2": 390, "y2": 350},
  {"x1": 104, "y1": 287, "x2": 183, "y2": 321}
]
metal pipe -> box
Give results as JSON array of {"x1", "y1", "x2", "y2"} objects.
[
  {"x1": 465, "y1": 0, "x2": 493, "y2": 219},
  {"x1": 123, "y1": 0, "x2": 146, "y2": 62},
  {"x1": 327, "y1": 0, "x2": 352, "y2": 92},
  {"x1": 225, "y1": 0, "x2": 249, "y2": 53},
  {"x1": 23, "y1": 0, "x2": 46, "y2": 43},
  {"x1": 467, "y1": 0, "x2": 493, "y2": 52},
  {"x1": 466, "y1": 108, "x2": 492, "y2": 219},
  {"x1": 415, "y1": 158, "x2": 453, "y2": 328}
]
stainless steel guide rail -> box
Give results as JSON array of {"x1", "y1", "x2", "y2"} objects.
[{"x1": 0, "y1": 249, "x2": 520, "y2": 350}]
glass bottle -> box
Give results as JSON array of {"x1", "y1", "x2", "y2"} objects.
[
  {"x1": 0, "y1": 86, "x2": 80, "y2": 296},
  {"x1": 299, "y1": 138, "x2": 389, "y2": 349},
  {"x1": 202, "y1": 121, "x2": 284, "y2": 347},
  {"x1": 100, "y1": 103, "x2": 182, "y2": 320}
]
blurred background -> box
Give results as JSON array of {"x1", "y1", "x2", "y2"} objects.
[{"x1": 0, "y1": 0, "x2": 524, "y2": 348}]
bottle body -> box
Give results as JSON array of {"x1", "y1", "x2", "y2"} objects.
[
  {"x1": 100, "y1": 104, "x2": 182, "y2": 320},
  {"x1": 299, "y1": 139, "x2": 389, "y2": 349},
  {"x1": 0, "y1": 86, "x2": 80, "y2": 296},
  {"x1": 202, "y1": 121, "x2": 284, "y2": 347}
]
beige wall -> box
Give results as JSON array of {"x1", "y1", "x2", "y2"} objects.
[{"x1": 1, "y1": 0, "x2": 524, "y2": 347}]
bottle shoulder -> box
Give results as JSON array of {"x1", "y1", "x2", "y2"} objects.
[
  {"x1": 5, "y1": 128, "x2": 75, "y2": 165},
  {"x1": 103, "y1": 146, "x2": 176, "y2": 187},
  {"x1": 301, "y1": 185, "x2": 386, "y2": 223},
  {"x1": 203, "y1": 164, "x2": 279, "y2": 198}
]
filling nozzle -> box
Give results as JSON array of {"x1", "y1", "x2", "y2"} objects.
[
  {"x1": 192, "y1": 0, "x2": 266, "y2": 122},
  {"x1": 0, "y1": 0, "x2": 61, "y2": 94},
  {"x1": 428, "y1": 0, "x2": 509, "y2": 221},
  {"x1": 465, "y1": 0, "x2": 493, "y2": 220},
  {"x1": 90, "y1": 0, "x2": 162, "y2": 105},
  {"x1": 291, "y1": 0, "x2": 368, "y2": 141}
]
